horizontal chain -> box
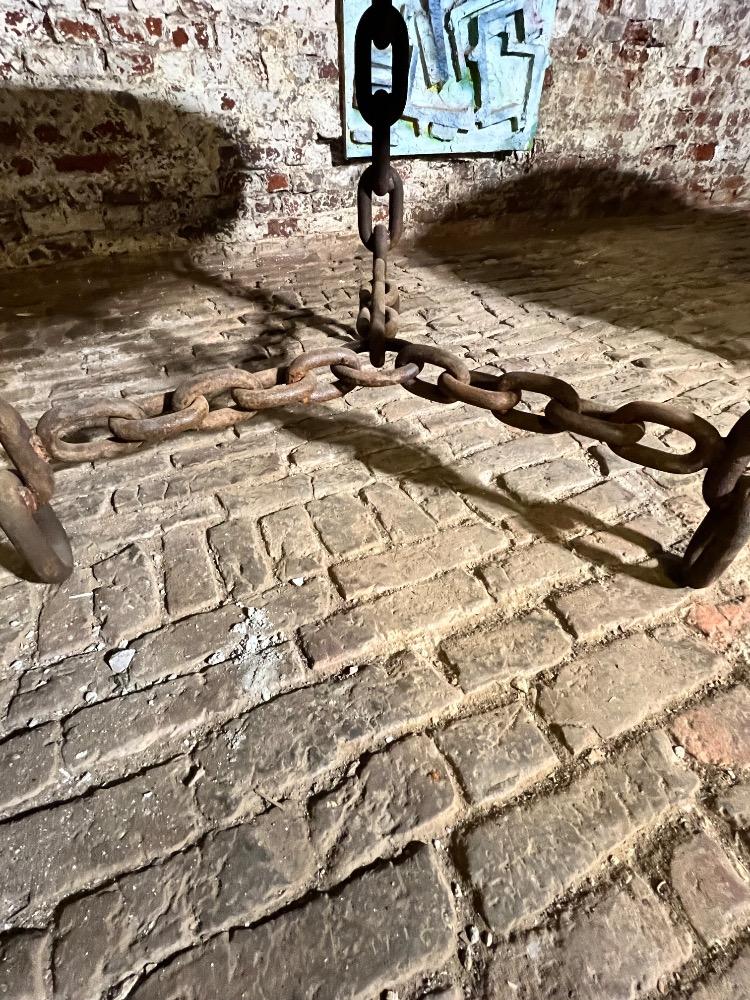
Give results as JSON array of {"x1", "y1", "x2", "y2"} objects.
[
  {"x1": 17, "y1": 335, "x2": 737, "y2": 478},
  {"x1": 2, "y1": 329, "x2": 748, "y2": 590}
]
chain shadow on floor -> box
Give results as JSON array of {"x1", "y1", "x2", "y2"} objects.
[
  {"x1": 411, "y1": 166, "x2": 750, "y2": 365},
  {"x1": 253, "y1": 404, "x2": 688, "y2": 589},
  {"x1": 0, "y1": 249, "x2": 358, "y2": 390},
  {"x1": 0, "y1": 393, "x2": 688, "y2": 586}
]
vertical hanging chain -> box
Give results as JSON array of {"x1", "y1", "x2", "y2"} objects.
[{"x1": 353, "y1": 0, "x2": 409, "y2": 368}]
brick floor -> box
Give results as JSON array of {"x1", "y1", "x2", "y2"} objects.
[{"x1": 1, "y1": 212, "x2": 749, "y2": 999}]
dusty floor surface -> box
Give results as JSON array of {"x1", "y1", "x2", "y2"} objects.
[{"x1": 1, "y1": 210, "x2": 750, "y2": 999}]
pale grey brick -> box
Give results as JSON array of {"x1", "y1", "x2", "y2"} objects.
[
  {"x1": 312, "y1": 459, "x2": 372, "y2": 498},
  {"x1": 260, "y1": 504, "x2": 328, "y2": 580},
  {"x1": 480, "y1": 540, "x2": 589, "y2": 608},
  {"x1": 362, "y1": 481, "x2": 436, "y2": 543},
  {"x1": 502, "y1": 456, "x2": 600, "y2": 504},
  {"x1": 195, "y1": 652, "x2": 460, "y2": 822},
  {"x1": 208, "y1": 518, "x2": 272, "y2": 600},
  {"x1": 441, "y1": 609, "x2": 572, "y2": 693},
  {"x1": 310, "y1": 735, "x2": 459, "y2": 883},
  {"x1": 1, "y1": 759, "x2": 200, "y2": 924},
  {"x1": 254, "y1": 575, "x2": 340, "y2": 637},
  {"x1": 331, "y1": 521, "x2": 508, "y2": 601},
  {"x1": 402, "y1": 477, "x2": 471, "y2": 526},
  {"x1": 485, "y1": 875, "x2": 692, "y2": 999},
  {"x1": 688, "y1": 947, "x2": 750, "y2": 1000},
  {"x1": 308, "y1": 493, "x2": 381, "y2": 557},
  {"x1": 537, "y1": 625, "x2": 724, "y2": 755},
  {"x1": 37, "y1": 568, "x2": 97, "y2": 664},
  {"x1": 61, "y1": 642, "x2": 305, "y2": 777},
  {"x1": 289, "y1": 438, "x2": 343, "y2": 470},
  {"x1": 93, "y1": 542, "x2": 161, "y2": 646},
  {"x1": 717, "y1": 781, "x2": 750, "y2": 838},
  {"x1": 219, "y1": 474, "x2": 312, "y2": 519},
  {"x1": 53, "y1": 806, "x2": 313, "y2": 1000},
  {"x1": 562, "y1": 476, "x2": 640, "y2": 524},
  {"x1": 0, "y1": 583, "x2": 42, "y2": 666},
  {"x1": 572, "y1": 511, "x2": 684, "y2": 566},
  {"x1": 130, "y1": 848, "x2": 455, "y2": 1000},
  {"x1": 671, "y1": 832, "x2": 750, "y2": 942},
  {"x1": 0, "y1": 930, "x2": 48, "y2": 1000},
  {"x1": 462, "y1": 732, "x2": 698, "y2": 934},
  {"x1": 553, "y1": 566, "x2": 692, "y2": 640},
  {"x1": 5, "y1": 652, "x2": 117, "y2": 729},
  {"x1": 127, "y1": 604, "x2": 246, "y2": 687},
  {"x1": 437, "y1": 705, "x2": 556, "y2": 805},
  {"x1": 0, "y1": 722, "x2": 60, "y2": 816},
  {"x1": 456, "y1": 431, "x2": 578, "y2": 485},
  {"x1": 163, "y1": 525, "x2": 221, "y2": 619},
  {"x1": 301, "y1": 569, "x2": 492, "y2": 669}
]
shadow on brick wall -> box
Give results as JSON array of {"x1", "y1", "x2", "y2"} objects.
[
  {"x1": 413, "y1": 165, "x2": 749, "y2": 362},
  {"x1": 0, "y1": 86, "x2": 246, "y2": 266}
]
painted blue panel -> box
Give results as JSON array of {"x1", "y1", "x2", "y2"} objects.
[{"x1": 342, "y1": 0, "x2": 557, "y2": 158}]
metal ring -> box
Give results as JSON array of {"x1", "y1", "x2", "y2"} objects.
[
  {"x1": 703, "y1": 410, "x2": 750, "y2": 508},
  {"x1": 358, "y1": 167, "x2": 404, "y2": 251},
  {"x1": 109, "y1": 396, "x2": 209, "y2": 443},
  {"x1": 438, "y1": 370, "x2": 521, "y2": 414},
  {"x1": 545, "y1": 398, "x2": 646, "y2": 448},
  {"x1": 357, "y1": 305, "x2": 400, "y2": 340},
  {"x1": 287, "y1": 348, "x2": 364, "y2": 382},
  {"x1": 233, "y1": 371, "x2": 319, "y2": 411},
  {"x1": 495, "y1": 372, "x2": 581, "y2": 434},
  {"x1": 36, "y1": 400, "x2": 147, "y2": 463},
  {"x1": 331, "y1": 358, "x2": 420, "y2": 387},
  {"x1": 171, "y1": 368, "x2": 265, "y2": 431},
  {"x1": 360, "y1": 282, "x2": 400, "y2": 312},
  {"x1": 172, "y1": 368, "x2": 263, "y2": 410},
  {"x1": 0, "y1": 398, "x2": 55, "y2": 505},
  {"x1": 395, "y1": 343, "x2": 471, "y2": 403},
  {"x1": 0, "y1": 470, "x2": 73, "y2": 583},
  {"x1": 679, "y1": 480, "x2": 750, "y2": 588},
  {"x1": 609, "y1": 401, "x2": 722, "y2": 475},
  {"x1": 354, "y1": 2, "x2": 409, "y2": 128}
]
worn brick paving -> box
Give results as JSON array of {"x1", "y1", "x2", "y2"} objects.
[{"x1": 1, "y1": 212, "x2": 750, "y2": 998}]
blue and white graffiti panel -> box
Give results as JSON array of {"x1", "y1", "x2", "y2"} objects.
[{"x1": 342, "y1": 0, "x2": 558, "y2": 158}]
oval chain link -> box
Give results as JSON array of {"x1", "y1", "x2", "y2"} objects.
[
  {"x1": 608, "y1": 401, "x2": 722, "y2": 475},
  {"x1": 494, "y1": 373, "x2": 581, "y2": 434},
  {"x1": 0, "y1": 470, "x2": 73, "y2": 583},
  {"x1": 331, "y1": 339, "x2": 421, "y2": 387},
  {"x1": 680, "y1": 479, "x2": 750, "y2": 588},
  {"x1": 0, "y1": 397, "x2": 55, "y2": 505},
  {"x1": 702, "y1": 409, "x2": 750, "y2": 508},
  {"x1": 110, "y1": 396, "x2": 209, "y2": 443},
  {"x1": 438, "y1": 370, "x2": 520, "y2": 414},
  {"x1": 396, "y1": 343, "x2": 471, "y2": 403},
  {"x1": 545, "y1": 398, "x2": 646, "y2": 448},
  {"x1": 37, "y1": 399, "x2": 148, "y2": 463}
]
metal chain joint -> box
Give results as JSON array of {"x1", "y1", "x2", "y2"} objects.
[{"x1": 0, "y1": 0, "x2": 748, "y2": 589}]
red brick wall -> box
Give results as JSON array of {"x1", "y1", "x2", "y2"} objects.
[{"x1": 0, "y1": 0, "x2": 747, "y2": 266}]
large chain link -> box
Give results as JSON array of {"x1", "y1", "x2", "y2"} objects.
[
  {"x1": 0, "y1": 400, "x2": 72, "y2": 582},
  {"x1": 0, "y1": 0, "x2": 748, "y2": 589},
  {"x1": 354, "y1": 0, "x2": 408, "y2": 368}
]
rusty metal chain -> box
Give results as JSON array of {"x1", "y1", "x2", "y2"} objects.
[
  {"x1": 354, "y1": 0, "x2": 408, "y2": 368},
  {"x1": 0, "y1": 0, "x2": 748, "y2": 590},
  {"x1": 0, "y1": 400, "x2": 73, "y2": 583}
]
